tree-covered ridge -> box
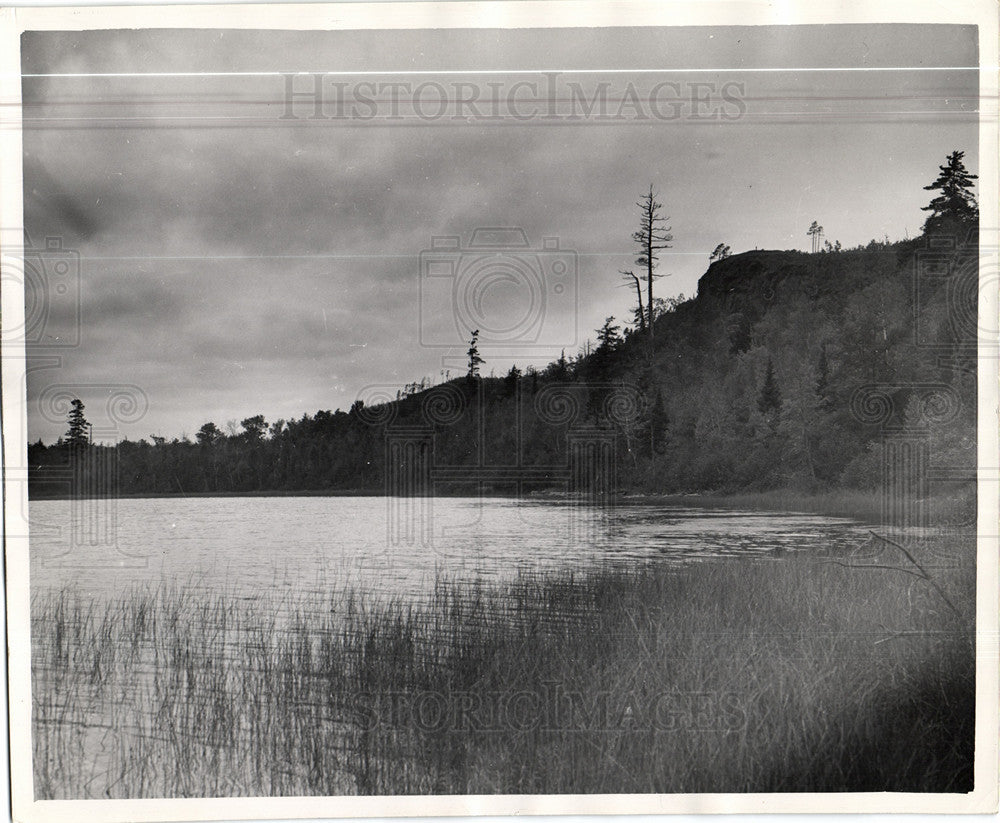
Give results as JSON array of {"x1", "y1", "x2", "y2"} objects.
[{"x1": 28, "y1": 153, "x2": 979, "y2": 497}]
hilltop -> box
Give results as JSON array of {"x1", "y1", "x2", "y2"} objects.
[{"x1": 29, "y1": 231, "x2": 977, "y2": 500}]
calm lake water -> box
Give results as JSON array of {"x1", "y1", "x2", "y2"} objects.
[
  {"x1": 29, "y1": 496, "x2": 868, "y2": 603},
  {"x1": 30, "y1": 496, "x2": 875, "y2": 798}
]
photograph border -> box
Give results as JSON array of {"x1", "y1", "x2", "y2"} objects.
[{"x1": 1, "y1": 1, "x2": 997, "y2": 820}]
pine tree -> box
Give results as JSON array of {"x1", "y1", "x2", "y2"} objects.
[
  {"x1": 65, "y1": 398, "x2": 90, "y2": 448},
  {"x1": 241, "y1": 415, "x2": 267, "y2": 443},
  {"x1": 504, "y1": 364, "x2": 522, "y2": 397},
  {"x1": 552, "y1": 349, "x2": 570, "y2": 381},
  {"x1": 709, "y1": 243, "x2": 731, "y2": 262},
  {"x1": 595, "y1": 316, "x2": 622, "y2": 353},
  {"x1": 584, "y1": 318, "x2": 624, "y2": 423},
  {"x1": 196, "y1": 422, "x2": 223, "y2": 446},
  {"x1": 921, "y1": 150, "x2": 978, "y2": 236},
  {"x1": 466, "y1": 329, "x2": 484, "y2": 381},
  {"x1": 807, "y1": 221, "x2": 824, "y2": 253},
  {"x1": 526, "y1": 365, "x2": 539, "y2": 395}
]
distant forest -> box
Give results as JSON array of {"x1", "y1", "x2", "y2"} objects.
[{"x1": 29, "y1": 152, "x2": 979, "y2": 498}]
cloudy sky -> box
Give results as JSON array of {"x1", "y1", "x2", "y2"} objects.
[{"x1": 21, "y1": 23, "x2": 978, "y2": 442}]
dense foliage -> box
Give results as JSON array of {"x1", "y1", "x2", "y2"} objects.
[{"x1": 29, "y1": 157, "x2": 979, "y2": 498}]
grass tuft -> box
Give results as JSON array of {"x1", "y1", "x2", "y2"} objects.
[{"x1": 32, "y1": 533, "x2": 975, "y2": 798}]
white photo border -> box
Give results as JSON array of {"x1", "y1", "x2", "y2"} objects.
[{"x1": 1, "y1": 2, "x2": 997, "y2": 820}]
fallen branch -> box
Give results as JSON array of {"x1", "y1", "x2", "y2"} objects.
[{"x1": 866, "y1": 530, "x2": 963, "y2": 620}]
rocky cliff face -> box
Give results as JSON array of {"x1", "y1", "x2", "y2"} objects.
[{"x1": 693, "y1": 245, "x2": 912, "y2": 322}]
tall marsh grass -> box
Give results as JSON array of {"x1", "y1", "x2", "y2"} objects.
[
  {"x1": 32, "y1": 533, "x2": 975, "y2": 798},
  {"x1": 645, "y1": 487, "x2": 976, "y2": 526}
]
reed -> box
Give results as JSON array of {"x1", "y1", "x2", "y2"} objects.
[
  {"x1": 648, "y1": 487, "x2": 975, "y2": 526},
  {"x1": 32, "y1": 532, "x2": 975, "y2": 798}
]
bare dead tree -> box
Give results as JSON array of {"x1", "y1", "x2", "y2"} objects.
[
  {"x1": 620, "y1": 269, "x2": 645, "y2": 334},
  {"x1": 633, "y1": 185, "x2": 673, "y2": 342}
]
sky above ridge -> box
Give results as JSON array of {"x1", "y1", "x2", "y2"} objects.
[{"x1": 20, "y1": 23, "x2": 979, "y2": 442}]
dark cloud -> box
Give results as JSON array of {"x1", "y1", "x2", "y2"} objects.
[
  {"x1": 21, "y1": 24, "x2": 979, "y2": 441},
  {"x1": 24, "y1": 164, "x2": 102, "y2": 243}
]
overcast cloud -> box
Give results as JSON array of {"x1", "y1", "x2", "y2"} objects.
[{"x1": 20, "y1": 24, "x2": 978, "y2": 442}]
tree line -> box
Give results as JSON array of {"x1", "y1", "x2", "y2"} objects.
[{"x1": 29, "y1": 151, "x2": 979, "y2": 497}]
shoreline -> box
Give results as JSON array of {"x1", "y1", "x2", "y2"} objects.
[
  {"x1": 27, "y1": 486, "x2": 866, "y2": 502},
  {"x1": 27, "y1": 485, "x2": 975, "y2": 526}
]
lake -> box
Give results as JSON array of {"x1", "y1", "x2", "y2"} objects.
[
  {"x1": 30, "y1": 496, "x2": 971, "y2": 799},
  {"x1": 29, "y1": 496, "x2": 868, "y2": 603}
]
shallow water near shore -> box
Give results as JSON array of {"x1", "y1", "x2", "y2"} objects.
[{"x1": 29, "y1": 496, "x2": 869, "y2": 603}]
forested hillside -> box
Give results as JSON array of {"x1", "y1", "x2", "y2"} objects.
[{"x1": 28, "y1": 154, "x2": 979, "y2": 498}]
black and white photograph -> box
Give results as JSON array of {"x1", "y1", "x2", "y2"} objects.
[{"x1": 2, "y1": 2, "x2": 998, "y2": 820}]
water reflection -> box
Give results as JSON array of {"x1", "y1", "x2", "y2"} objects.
[{"x1": 30, "y1": 497, "x2": 868, "y2": 604}]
